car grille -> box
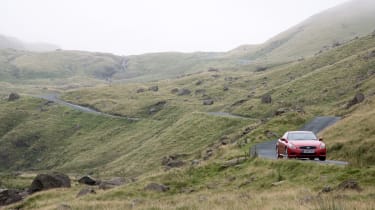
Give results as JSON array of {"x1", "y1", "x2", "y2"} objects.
[{"x1": 299, "y1": 146, "x2": 316, "y2": 149}]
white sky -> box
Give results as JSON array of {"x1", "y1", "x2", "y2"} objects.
[{"x1": 0, "y1": 0, "x2": 348, "y2": 55}]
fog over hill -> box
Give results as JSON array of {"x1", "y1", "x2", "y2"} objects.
[{"x1": 0, "y1": 34, "x2": 59, "y2": 52}]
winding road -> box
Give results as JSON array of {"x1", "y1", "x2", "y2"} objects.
[
  {"x1": 250, "y1": 117, "x2": 348, "y2": 165},
  {"x1": 37, "y1": 94, "x2": 140, "y2": 121}
]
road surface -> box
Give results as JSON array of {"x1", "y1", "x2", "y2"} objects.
[
  {"x1": 37, "y1": 94, "x2": 140, "y2": 121},
  {"x1": 250, "y1": 116, "x2": 348, "y2": 165}
]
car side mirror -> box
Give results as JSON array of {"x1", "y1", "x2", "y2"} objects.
[
  {"x1": 280, "y1": 138, "x2": 288, "y2": 143},
  {"x1": 319, "y1": 137, "x2": 323, "y2": 141}
]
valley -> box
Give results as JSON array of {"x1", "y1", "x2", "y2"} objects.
[{"x1": 1, "y1": 0, "x2": 375, "y2": 209}]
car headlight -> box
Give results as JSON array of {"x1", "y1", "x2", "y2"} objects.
[
  {"x1": 320, "y1": 143, "x2": 326, "y2": 149},
  {"x1": 288, "y1": 143, "x2": 296, "y2": 149}
]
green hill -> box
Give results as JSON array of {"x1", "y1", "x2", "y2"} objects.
[{"x1": 1, "y1": 0, "x2": 375, "y2": 87}]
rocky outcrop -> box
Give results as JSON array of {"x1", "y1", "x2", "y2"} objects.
[
  {"x1": 177, "y1": 88, "x2": 191, "y2": 96},
  {"x1": 29, "y1": 172, "x2": 71, "y2": 194},
  {"x1": 144, "y1": 183, "x2": 169, "y2": 192},
  {"x1": 148, "y1": 101, "x2": 167, "y2": 115},
  {"x1": 0, "y1": 189, "x2": 23, "y2": 206},
  {"x1": 261, "y1": 94, "x2": 272, "y2": 104},
  {"x1": 161, "y1": 154, "x2": 187, "y2": 169},
  {"x1": 148, "y1": 86, "x2": 159, "y2": 92},
  {"x1": 98, "y1": 177, "x2": 127, "y2": 190},
  {"x1": 346, "y1": 93, "x2": 365, "y2": 108},
  {"x1": 136, "y1": 88, "x2": 145, "y2": 93},
  {"x1": 203, "y1": 99, "x2": 214, "y2": 105},
  {"x1": 78, "y1": 175, "x2": 98, "y2": 186},
  {"x1": 8, "y1": 92, "x2": 20, "y2": 101}
]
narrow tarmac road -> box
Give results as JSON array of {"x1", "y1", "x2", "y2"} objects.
[
  {"x1": 250, "y1": 117, "x2": 348, "y2": 165},
  {"x1": 37, "y1": 94, "x2": 140, "y2": 121}
]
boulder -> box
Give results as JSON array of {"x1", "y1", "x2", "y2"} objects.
[
  {"x1": 261, "y1": 94, "x2": 272, "y2": 104},
  {"x1": 136, "y1": 88, "x2": 145, "y2": 93},
  {"x1": 78, "y1": 175, "x2": 98, "y2": 186},
  {"x1": 8, "y1": 93, "x2": 20, "y2": 101},
  {"x1": 161, "y1": 155, "x2": 185, "y2": 168},
  {"x1": 76, "y1": 188, "x2": 96, "y2": 198},
  {"x1": 144, "y1": 183, "x2": 169, "y2": 192},
  {"x1": 337, "y1": 179, "x2": 362, "y2": 192},
  {"x1": 29, "y1": 172, "x2": 71, "y2": 194},
  {"x1": 148, "y1": 86, "x2": 159, "y2": 92},
  {"x1": 195, "y1": 80, "x2": 203, "y2": 85},
  {"x1": 148, "y1": 101, "x2": 167, "y2": 115},
  {"x1": 177, "y1": 88, "x2": 191, "y2": 96},
  {"x1": 346, "y1": 93, "x2": 365, "y2": 108},
  {"x1": 0, "y1": 189, "x2": 22, "y2": 206},
  {"x1": 195, "y1": 89, "x2": 206, "y2": 95},
  {"x1": 171, "y1": 88, "x2": 179, "y2": 94},
  {"x1": 203, "y1": 99, "x2": 214, "y2": 105},
  {"x1": 98, "y1": 177, "x2": 126, "y2": 190}
]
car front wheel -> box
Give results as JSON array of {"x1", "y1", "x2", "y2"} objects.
[{"x1": 319, "y1": 157, "x2": 326, "y2": 161}]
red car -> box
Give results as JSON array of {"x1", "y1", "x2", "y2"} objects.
[{"x1": 276, "y1": 131, "x2": 326, "y2": 161}]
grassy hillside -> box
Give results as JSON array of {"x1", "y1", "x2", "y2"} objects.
[
  {"x1": 230, "y1": 0, "x2": 375, "y2": 63},
  {"x1": 2, "y1": 0, "x2": 375, "y2": 87}
]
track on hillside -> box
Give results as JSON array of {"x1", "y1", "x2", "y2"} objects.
[
  {"x1": 250, "y1": 117, "x2": 348, "y2": 165},
  {"x1": 36, "y1": 94, "x2": 140, "y2": 121}
]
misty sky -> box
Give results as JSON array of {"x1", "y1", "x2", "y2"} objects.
[{"x1": 1, "y1": 0, "x2": 348, "y2": 55}]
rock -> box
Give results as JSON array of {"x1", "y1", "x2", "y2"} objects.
[
  {"x1": 261, "y1": 94, "x2": 272, "y2": 104},
  {"x1": 76, "y1": 187, "x2": 96, "y2": 198},
  {"x1": 332, "y1": 41, "x2": 341, "y2": 47},
  {"x1": 195, "y1": 80, "x2": 203, "y2": 85},
  {"x1": 171, "y1": 88, "x2": 179, "y2": 94},
  {"x1": 148, "y1": 86, "x2": 159, "y2": 92},
  {"x1": 346, "y1": 93, "x2": 365, "y2": 108},
  {"x1": 337, "y1": 179, "x2": 362, "y2": 192},
  {"x1": 144, "y1": 183, "x2": 169, "y2": 192},
  {"x1": 177, "y1": 88, "x2": 191, "y2": 96},
  {"x1": 78, "y1": 175, "x2": 98, "y2": 186},
  {"x1": 136, "y1": 88, "x2": 145, "y2": 93},
  {"x1": 195, "y1": 89, "x2": 206, "y2": 95},
  {"x1": 98, "y1": 177, "x2": 127, "y2": 190},
  {"x1": 180, "y1": 188, "x2": 195, "y2": 193},
  {"x1": 0, "y1": 189, "x2": 22, "y2": 206},
  {"x1": 148, "y1": 101, "x2": 167, "y2": 114},
  {"x1": 220, "y1": 136, "x2": 230, "y2": 145},
  {"x1": 8, "y1": 93, "x2": 20, "y2": 101},
  {"x1": 29, "y1": 172, "x2": 71, "y2": 194},
  {"x1": 255, "y1": 66, "x2": 267, "y2": 72},
  {"x1": 161, "y1": 155, "x2": 185, "y2": 168},
  {"x1": 223, "y1": 86, "x2": 229, "y2": 91},
  {"x1": 191, "y1": 159, "x2": 200, "y2": 166},
  {"x1": 274, "y1": 108, "x2": 288, "y2": 116},
  {"x1": 321, "y1": 186, "x2": 333, "y2": 193},
  {"x1": 203, "y1": 99, "x2": 214, "y2": 105}
]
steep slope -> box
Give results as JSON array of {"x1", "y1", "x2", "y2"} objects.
[{"x1": 230, "y1": 0, "x2": 375, "y2": 63}]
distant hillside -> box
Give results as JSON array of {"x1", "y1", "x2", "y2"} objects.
[
  {"x1": 0, "y1": 34, "x2": 59, "y2": 52},
  {"x1": 1, "y1": 0, "x2": 375, "y2": 87},
  {"x1": 229, "y1": 0, "x2": 375, "y2": 63}
]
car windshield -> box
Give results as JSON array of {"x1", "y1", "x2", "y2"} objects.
[{"x1": 288, "y1": 132, "x2": 317, "y2": 140}]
